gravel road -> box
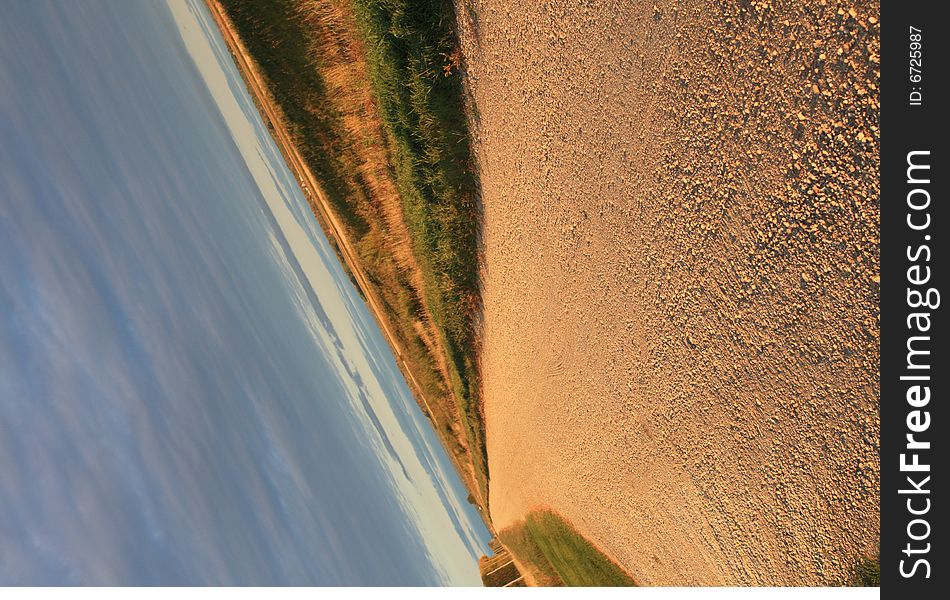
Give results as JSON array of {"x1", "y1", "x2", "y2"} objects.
[{"x1": 457, "y1": 0, "x2": 879, "y2": 585}]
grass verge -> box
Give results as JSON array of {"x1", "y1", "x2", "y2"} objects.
[
  {"x1": 499, "y1": 510, "x2": 638, "y2": 587},
  {"x1": 350, "y1": 0, "x2": 486, "y2": 500},
  {"x1": 215, "y1": 0, "x2": 487, "y2": 503}
]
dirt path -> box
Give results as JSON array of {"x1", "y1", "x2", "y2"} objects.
[{"x1": 457, "y1": 0, "x2": 879, "y2": 585}]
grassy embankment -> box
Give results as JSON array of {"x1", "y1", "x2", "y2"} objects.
[
  {"x1": 217, "y1": 0, "x2": 486, "y2": 502},
  {"x1": 499, "y1": 511, "x2": 637, "y2": 587},
  {"x1": 351, "y1": 0, "x2": 486, "y2": 499}
]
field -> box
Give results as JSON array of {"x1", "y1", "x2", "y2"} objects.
[
  {"x1": 214, "y1": 0, "x2": 487, "y2": 503},
  {"x1": 499, "y1": 511, "x2": 636, "y2": 587}
]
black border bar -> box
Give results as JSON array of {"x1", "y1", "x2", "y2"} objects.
[{"x1": 881, "y1": 1, "x2": 946, "y2": 596}]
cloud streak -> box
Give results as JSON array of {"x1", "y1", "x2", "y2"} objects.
[{"x1": 0, "y1": 0, "x2": 490, "y2": 585}]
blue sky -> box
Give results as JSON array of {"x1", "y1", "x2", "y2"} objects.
[{"x1": 0, "y1": 0, "x2": 490, "y2": 585}]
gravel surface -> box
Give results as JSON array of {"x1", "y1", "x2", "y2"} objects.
[{"x1": 456, "y1": 0, "x2": 879, "y2": 585}]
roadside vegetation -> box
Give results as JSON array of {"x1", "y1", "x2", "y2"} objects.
[
  {"x1": 353, "y1": 0, "x2": 488, "y2": 498},
  {"x1": 853, "y1": 556, "x2": 880, "y2": 587},
  {"x1": 215, "y1": 0, "x2": 486, "y2": 502},
  {"x1": 350, "y1": 0, "x2": 486, "y2": 498},
  {"x1": 499, "y1": 510, "x2": 637, "y2": 586}
]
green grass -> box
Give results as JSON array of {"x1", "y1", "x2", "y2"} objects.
[
  {"x1": 498, "y1": 519, "x2": 563, "y2": 586},
  {"x1": 350, "y1": 0, "x2": 487, "y2": 499},
  {"x1": 853, "y1": 556, "x2": 880, "y2": 587},
  {"x1": 500, "y1": 511, "x2": 637, "y2": 587}
]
